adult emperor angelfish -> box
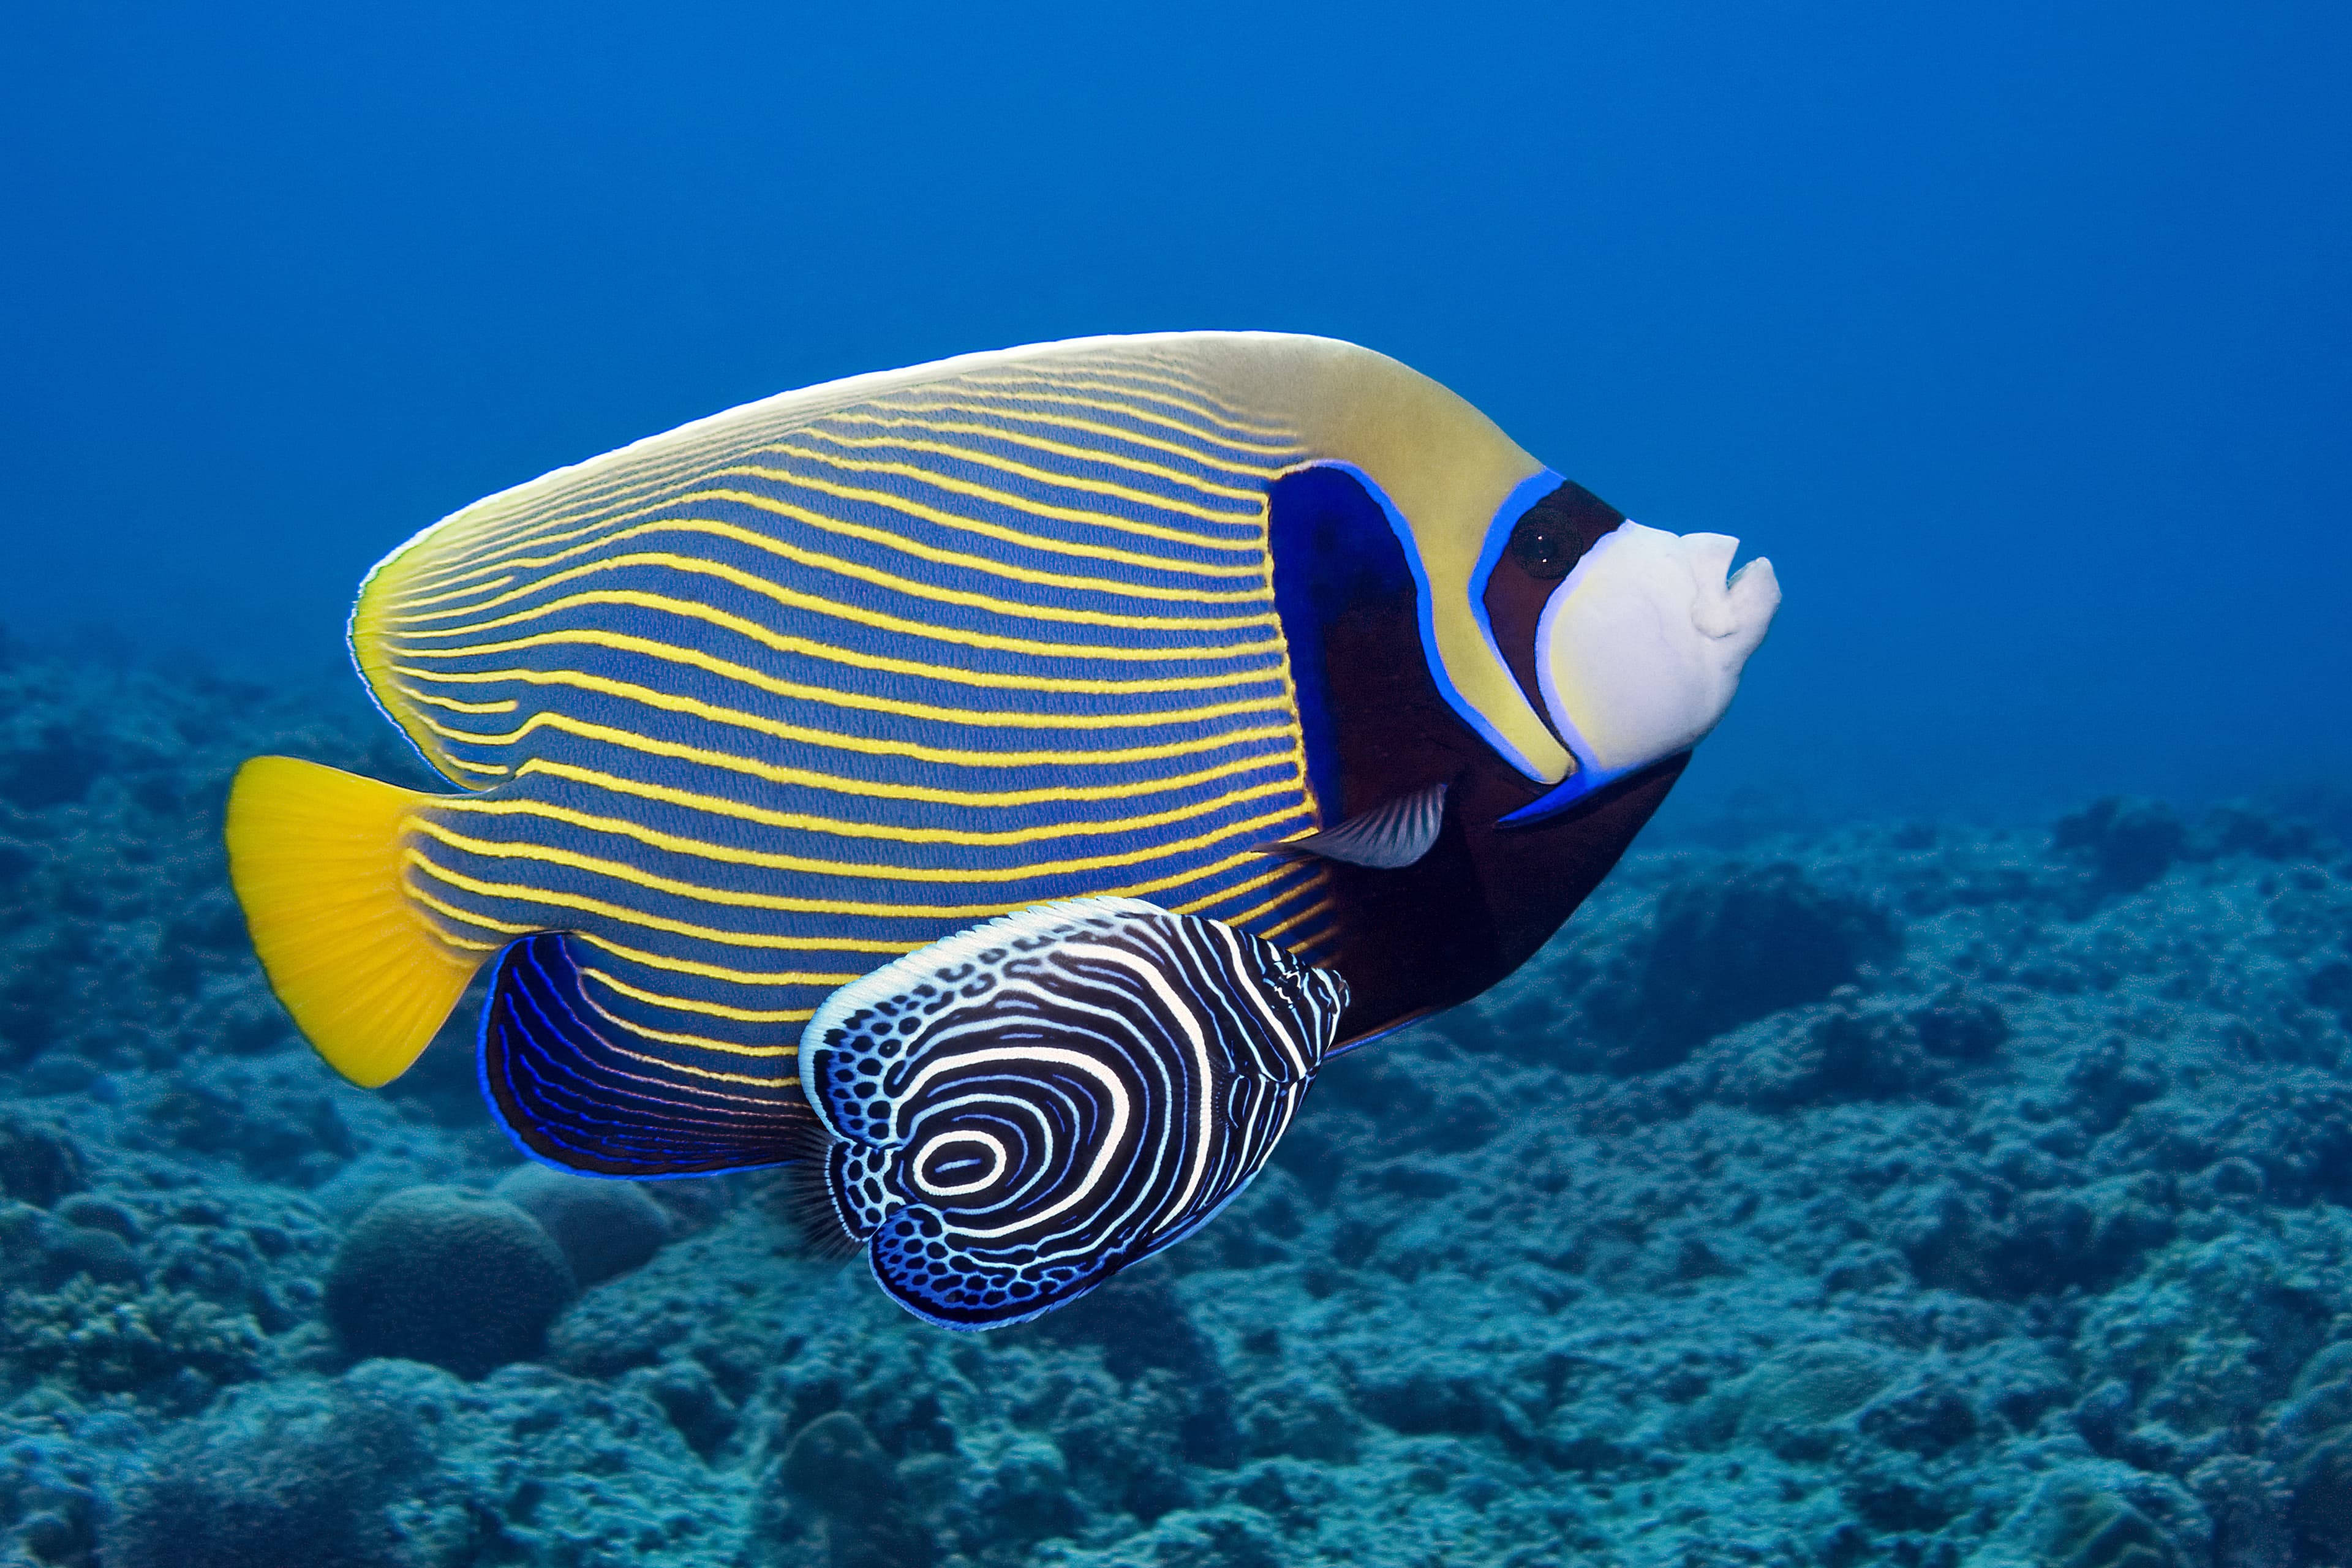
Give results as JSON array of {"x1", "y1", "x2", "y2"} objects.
[{"x1": 227, "y1": 333, "x2": 1779, "y2": 1329}]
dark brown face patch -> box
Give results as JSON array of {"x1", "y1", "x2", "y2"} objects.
[
  {"x1": 1263, "y1": 464, "x2": 1688, "y2": 1047},
  {"x1": 1481, "y1": 480, "x2": 1626, "y2": 733}
]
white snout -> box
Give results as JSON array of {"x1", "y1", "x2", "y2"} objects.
[{"x1": 1534, "y1": 522, "x2": 1781, "y2": 775}]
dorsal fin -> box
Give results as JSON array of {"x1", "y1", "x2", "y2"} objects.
[{"x1": 1269, "y1": 782, "x2": 1449, "y2": 870}]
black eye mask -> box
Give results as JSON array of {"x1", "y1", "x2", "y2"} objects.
[
  {"x1": 1484, "y1": 480, "x2": 1627, "y2": 726},
  {"x1": 1507, "y1": 482, "x2": 1623, "y2": 579}
]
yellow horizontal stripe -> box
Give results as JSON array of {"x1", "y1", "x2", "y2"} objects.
[
  {"x1": 394, "y1": 620, "x2": 1281, "y2": 699},
  {"x1": 915, "y1": 386, "x2": 1297, "y2": 462},
  {"x1": 472, "y1": 413, "x2": 750, "y2": 527},
  {"x1": 443, "y1": 453, "x2": 750, "y2": 571},
  {"x1": 394, "y1": 645, "x2": 1285, "y2": 734},
  {"x1": 1174, "y1": 857, "x2": 1316, "y2": 921},
  {"x1": 409, "y1": 855, "x2": 903, "y2": 947},
  {"x1": 875, "y1": 388, "x2": 1298, "y2": 472},
  {"x1": 369, "y1": 355, "x2": 1295, "y2": 600},
  {"x1": 1017, "y1": 360, "x2": 1290, "y2": 417},
  {"x1": 426, "y1": 795, "x2": 1312, "y2": 887},
  {"x1": 587, "y1": 1056, "x2": 803, "y2": 1097},
  {"x1": 406, "y1": 840, "x2": 1287, "y2": 934},
  {"x1": 1264, "y1": 895, "x2": 1336, "y2": 943},
  {"x1": 398, "y1": 574, "x2": 519, "y2": 612},
  {"x1": 550, "y1": 1009, "x2": 803, "y2": 1091},
  {"x1": 440, "y1": 755, "x2": 511, "y2": 777},
  {"x1": 423, "y1": 377, "x2": 893, "y2": 559},
  {"x1": 399, "y1": 489, "x2": 1235, "y2": 608},
  {"x1": 573, "y1": 924, "x2": 922, "y2": 973},
  {"x1": 440, "y1": 932, "x2": 503, "y2": 954},
  {"x1": 945, "y1": 373, "x2": 1298, "y2": 447},
  {"x1": 512, "y1": 757, "x2": 1306, "y2": 848},
  {"x1": 815, "y1": 407, "x2": 1282, "y2": 491},
  {"x1": 399, "y1": 437, "x2": 1268, "y2": 600},
  {"x1": 395, "y1": 540, "x2": 1272, "y2": 638},
  {"x1": 408, "y1": 492, "x2": 1267, "y2": 614},
  {"x1": 580, "y1": 963, "x2": 842, "y2": 1023},
  {"x1": 716, "y1": 461, "x2": 1264, "y2": 557},
  {"x1": 589, "y1": 1055, "x2": 803, "y2": 1093},
  {"x1": 401, "y1": 884, "x2": 909, "y2": 989},
  {"x1": 1220, "y1": 866, "x2": 1330, "y2": 930},
  {"x1": 390, "y1": 684, "x2": 518, "y2": 715},
  {"x1": 404, "y1": 878, "x2": 540, "y2": 940},
  {"x1": 571, "y1": 981, "x2": 798, "y2": 1057},
  {"x1": 765, "y1": 427, "x2": 1265, "y2": 513},
  {"x1": 391, "y1": 575, "x2": 1282, "y2": 668},
  {"x1": 427, "y1": 707, "x2": 1295, "y2": 809},
  {"x1": 401, "y1": 669, "x2": 1298, "y2": 772},
  {"x1": 1291, "y1": 926, "x2": 1340, "y2": 963}
]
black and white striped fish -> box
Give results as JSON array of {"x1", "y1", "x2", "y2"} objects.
[
  {"x1": 224, "y1": 332, "x2": 1779, "y2": 1327},
  {"x1": 805, "y1": 898, "x2": 1345, "y2": 1327}
]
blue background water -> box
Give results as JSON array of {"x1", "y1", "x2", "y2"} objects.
[
  {"x1": 7, "y1": 9, "x2": 2352, "y2": 1568},
  {"x1": 5, "y1": 0, "x2": 2347, "y2": 821}
]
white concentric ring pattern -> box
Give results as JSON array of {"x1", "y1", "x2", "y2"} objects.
[{"x1": 802, "y1": 896, "x2": 1348, "y2": 1328}]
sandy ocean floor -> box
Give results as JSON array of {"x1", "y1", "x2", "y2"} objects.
[{"x1": 3, "y1": 641, "x2": 2350, "y2": 1568}]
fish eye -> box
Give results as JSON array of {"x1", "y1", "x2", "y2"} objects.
[
  {"x1": 1509, "y1": 516, "x2": 1578, "y2": 579},
  {"x1": 1505, "y1": 482, "x2": 1628, "y2": 582}
]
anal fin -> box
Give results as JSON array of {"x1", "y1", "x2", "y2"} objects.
[
  {"x1": 1268, "y1": 781, "x2": 1449, "y2": 870},
  {"x1": 480, "y1": 933, "x2": 820, "y2": 1178}
]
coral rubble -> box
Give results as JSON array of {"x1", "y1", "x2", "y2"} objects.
[{"x1": 1, "y1": 643, "x2": 2350, "y2": 1566}]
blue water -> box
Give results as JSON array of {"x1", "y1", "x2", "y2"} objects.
[
  {"x1": 8, "y1": 1, "x2": 2350, "y2": 820},
  {"x1": 2, "y1": 4, "x2": 2351, "y2": 1565}
]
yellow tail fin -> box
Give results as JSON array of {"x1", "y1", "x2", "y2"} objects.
[{"x1": 225, "y1": 756, "x2": 486, "y2": 1088}]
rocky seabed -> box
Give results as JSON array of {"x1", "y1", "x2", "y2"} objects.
[{"x1": 2, "y1": 646, "x2": 2351, "y2": 1568}]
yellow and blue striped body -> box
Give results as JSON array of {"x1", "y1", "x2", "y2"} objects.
[
  {"x1": 225, "y1": 331, "x2": 1629, "y2": 1175},
  {"x1": 362, "y1": 346, "x2": 1343, "y2": 1079},
  {"x1": 227, "y1": 331, "x2": 1752, "y2": 1299}
]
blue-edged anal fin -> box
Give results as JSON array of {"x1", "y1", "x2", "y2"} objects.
[
  {"x1": 1266, "y1": 781, "x2": 1449, "y2": 870},
  {"x1": 480, "y1": 932, "x2": 820, "y2": 1178},
  {"x1": 799, "y1": 897, "x2": 1351, "y2": 1330}
]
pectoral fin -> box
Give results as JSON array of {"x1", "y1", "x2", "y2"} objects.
[
  {"x1": 801, "y1": 897, "x2": 1350, "y2": 1329},
  {"x1": 1269, "y1": 781, "x2": 1449, "y2": 870}
]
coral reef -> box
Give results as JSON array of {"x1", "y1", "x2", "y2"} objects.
[
  {"x1": 2059, "y1": 797, "x2": 2193, "y2": 899},
  {"x1": 325, "y1": 1187, "x2": 576, "y2": 1379},
  {"x1": 1583, "y1": 859, "x2": 1900, "y2": 1071},
  {"x1": 1, "y1": 643, "x2": 2350, "y2": 1566},
  {"x1": 101, "y1": 1378, "x2": 430, "y2": 1568},
  {"x1": 6, "y1": 1276, "x2": 266, "y2": 1403},
  {"x1": 491, "y1": 1164, "x2": 671, "y2": 1288}
]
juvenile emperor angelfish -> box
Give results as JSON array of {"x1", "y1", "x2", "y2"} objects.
[{"x1": 225, "y1": 333, "x2": 1780, "y2": 1329}]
